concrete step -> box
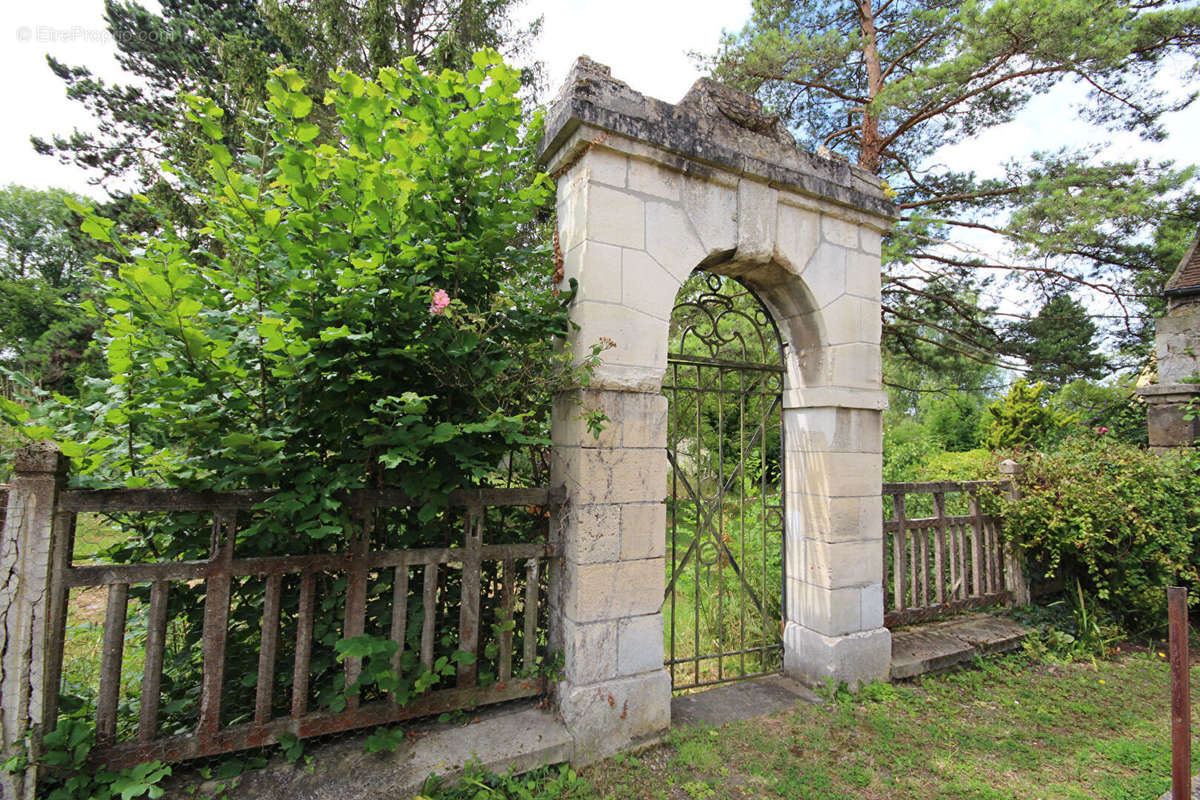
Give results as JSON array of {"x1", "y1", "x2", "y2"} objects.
[
  {"x1": 890, "y1": 612, "x2": 1029, "y2": 680},
  {"x1": 671, "y1": 674, "x2": 818, "y2": 728},
  {"x1": 183, "y1": 703, "x2": 572, "y2": 800}
]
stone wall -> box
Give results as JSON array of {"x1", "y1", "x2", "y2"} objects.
[{"x1": 1140, "y1": 299, "x2": 1200, "y2": 450}]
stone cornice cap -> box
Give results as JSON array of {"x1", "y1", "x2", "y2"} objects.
[{"x1": 539, "y1": 56, "x2": 899, "y2": 221}]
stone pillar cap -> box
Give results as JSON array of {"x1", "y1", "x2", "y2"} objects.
[
  {"x1": 13, "y1": 441, "x2": 67, "y2": 475},
  {"x1": 1136, "y1": 383, "x2": 1200, "y2": 399},
  {"x1": 539, "y1": 55, "x2": 898, "y2": 220}
]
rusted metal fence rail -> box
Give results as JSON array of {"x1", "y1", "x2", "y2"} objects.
[
  {"x1": 882, "y1": 480, "x2": 1012, "y2": 627},
  {"x1": 45, "y1": 484, "x2": 562, "y2": 770}
]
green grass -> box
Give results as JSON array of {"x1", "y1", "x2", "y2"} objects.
[{"x1": 581, "y1": 652, "x2": 1193, "y2": 800}]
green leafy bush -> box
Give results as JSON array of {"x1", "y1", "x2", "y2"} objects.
[
  {"x1": 34, "y1": 51, "x2": 578, "y2": 529},
  {"x1": 3, "y1": 53, "x2": 585, "y2": 787},
  {"x1": 920, "y1": 390, "x2": 985, "y2": 451},
  {"x1": 1048, "y1": 378, "x2": 1146, "y2": 445},
  {"x1": 1005, "y1": 434, "x2": 1200, "y2": 632},
  {"x1": 984, "y1": 379, "x2": 1069, "y2": 452}
]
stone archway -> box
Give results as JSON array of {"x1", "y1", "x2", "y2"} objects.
[{"x1": 542, "y1": 58, "x2": 898, "y2": 763}]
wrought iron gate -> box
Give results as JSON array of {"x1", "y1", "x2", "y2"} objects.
[{"x1": 664, "y1": 272, "x2": 785, "y2": 691}]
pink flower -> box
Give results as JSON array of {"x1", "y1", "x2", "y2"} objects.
[
  {"x1": 1095, "y1": 426, "x2": 1109, "y2": 434},
  {"x1": 429, "y1": 289, "x2": 451, "y2": 315}
]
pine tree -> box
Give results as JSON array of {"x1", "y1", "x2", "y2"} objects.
[
  {"x1": 1007, "y1": 292, "x2": 1107, "y2": 387},
  {"x1": 706, "y1": 0, "x2": 1200, "y2": 374}
]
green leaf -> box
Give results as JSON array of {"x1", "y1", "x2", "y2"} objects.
[{"x1": 295, "y1": 123, "x2": 321, "y2": 143}]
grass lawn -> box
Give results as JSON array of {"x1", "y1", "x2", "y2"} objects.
[{"x1": 581, "y1": 651, "x2": 1195, "y2": 800}]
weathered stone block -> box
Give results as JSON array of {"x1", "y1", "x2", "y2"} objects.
[
  {"x1": 785, "y1": 495, "x2": 882, "y2": 545},
  {"x1": 582, "y1": 148, "x2": 628, "y2": 189},
  {"x1": 552, "y1": 391, "x2": 622, "y2": 449},
  {"x1": 622, "y1": 248, "x2": 681, "y2": 322},
  {"x1": 587, "y1": 184, "x2": 645, "y2": 249},
  {"x1": 552, "y1": 389, "x2": 668, "y2": 450},
  {"x1": 774, "y1": 202, "x2": 821, "y2": 275},
  {"x1": 802, "y1": 241, "x2": 848, "y2": 308},
  {"x1": 859, "y1": 227, "x2": 882, "y2": 257},
  {"x1": 616, "y1": 614, "x2": 664, "y2": 676},
  {"x1": 783, "y1": 407, "x2": 882, "y2": 454},
  {"x1": 735, "y1": 179, "x2": 778, "y2": 265},
  {"x1": 561, "y1": 240, "x2": 623, "y2": 306},
  {"x1": 627, "y1": 158, "x2": 681, "y2": 200},
  {"x1": 785, "y1": 578, "x2": 868, "y2": 636},
  {"x1": 559, "y1": 503, "x2": 621, "y2": 565},
  {"x1": 557, "y1": 181, "x2": 588, "y2": 254},
  {"x1": 557, "y1": 670, "x2": 671, "y2": 765},
  {"x1": 559, "y1": 618, "x2": 618, "y2": 684},
  {"x1": 646, "y1": 202, "x2": 705, "y2": 283},
  {"x1": 561, "y1": 558, "x2": 666, "y2": 623},
  {"x1": 782, "y1": 623, "x2": 891, "y2": 689},
  {"x1": 822, "y1": 294, "x2": 879, "y2": 346},
  {"x1": 567, "y1": 300, "x2": 669, "y2": 372},
  {"x1": 681, "y1": 175, "x2": 736, "y2": 257},
  {"x1": 1147, "y1": 401, "x2": 1200, "y2": 448},
  {"x1": 830, "y1": 342, "x2": 883, "y2": 389},
  {"x1": 616, "y1": 393, "x2": 668, "y2": 449},
  {"x1": 552, "y1": 447, "x2": 668, "y2": 505},
  {"x1": 859, "y1": 582, "x2": 885, "y2": 629},
  {"x1": 845, "y1": 249, "x2": 882, "y2": 302},
  {"x1": 792, "y1": 539, "x2": 883, "y2": 590},
  {"x1": 620, "y1": 502, "x2": 667, "y2": 560},
  {"x1": 786, "y1": 451, "x2": 883, "y2": 499},
  {"x1": 821, "y1": 213, "x2": 859, "y2": 249}
]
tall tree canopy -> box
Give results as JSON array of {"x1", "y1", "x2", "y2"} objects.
[
  {"x1": 0, "y1": 185, "x2": 105, "y2": 393},
  {"x1": 33, "y1": 0, "x2": 541, "y2": 202},
  {"x1": 709, "y1": 0, "x2": 1200, "y2": 384},
  {"x1": 1007, "y1": 292, "x2": 1107, "y2": 387}
]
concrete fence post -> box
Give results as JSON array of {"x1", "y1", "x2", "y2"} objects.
[
  {"x1": 997, "y1": 459, "x2": 1030, "y2": 607},
  {"x1": 0, "y1": 442, "x2": 70, "y2": 800}
]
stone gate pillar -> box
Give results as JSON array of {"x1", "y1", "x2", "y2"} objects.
[{"x1": 541, "y1": 58, "x2": 898, "y2": 763}]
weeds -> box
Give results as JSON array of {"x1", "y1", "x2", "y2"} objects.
[{"x1": 417, "y1": 762, "x2": 591, "y2": 800}]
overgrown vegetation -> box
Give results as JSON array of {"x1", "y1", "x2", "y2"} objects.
[
  {"x1": 1007, "y1": 436, "x2": 1200, "y2": 632},
  {"x1": 1, "y1": 51, "x2": 586, "y2": 797}
]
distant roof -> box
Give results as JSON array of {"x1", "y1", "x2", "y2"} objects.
[{"x1": 1165, "y1": 226, "x2": 1200, "y2": 296}]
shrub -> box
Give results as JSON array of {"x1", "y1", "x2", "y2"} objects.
[
  {"x1": 1005, "y1": 434, "x2": 1200, "y2": 632},
  {"x1": 984, "y1": 379, "x2": 1068, "y2": 452},
  {"x1": 1048, "y1": 378, "x2": 1146, "y2": 445},
  {"x1": 920, "y1": 390, "x2": 985, "y2": 451},
  {"x1": 916, "y1": 447, "x2": 994, "y2": 481},
  {"x1": 883, "y1": 419, "x2": 939, "y2": 482},
  {"x1": 26, "y1": 53, "x2": 577, "y2": 531}
]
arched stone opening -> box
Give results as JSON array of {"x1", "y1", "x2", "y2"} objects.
[
  {"x1": 541, "y1": 57, "x2": 897, "y2": 764},
  {"x1": 662, "y1": 269, "x2": 788, "y2": 692}
]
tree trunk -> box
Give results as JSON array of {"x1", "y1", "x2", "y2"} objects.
[{"x1": 857, "y1": 0, "x2": 885, "y2": 174}]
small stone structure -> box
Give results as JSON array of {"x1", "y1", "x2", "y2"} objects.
[
  {"x1": 541, "y1": 58, "x2": 898, "y2": 762},
  {"x1": 1140, "y1": 226, "x2": 1200, "y2": 450}
]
